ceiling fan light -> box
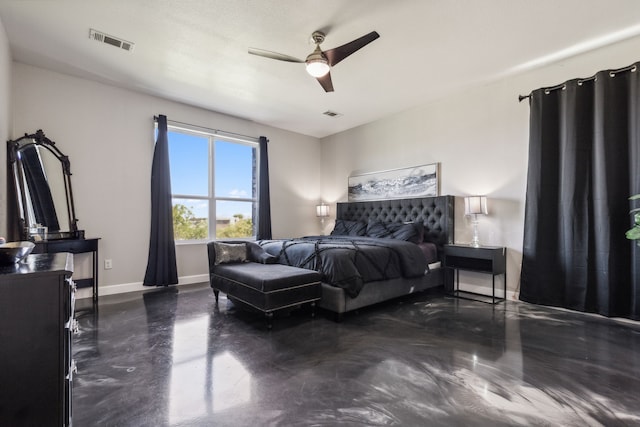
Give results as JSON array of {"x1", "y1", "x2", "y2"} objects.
[{"x1": 306, "y1": 59, "x2": 330, "y2": 77}]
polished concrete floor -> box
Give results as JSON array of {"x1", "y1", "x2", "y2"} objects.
[{"x1": 73, "y1": 284, "x2": 640, "y2": 427}]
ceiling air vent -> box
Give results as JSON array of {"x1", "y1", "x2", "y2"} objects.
[
  {"x1": 89, "y1": 29, "x2": 135, "y2": 52},
  {"x1": 323, "y1": 110, "x2": 342, "y2": 117}
]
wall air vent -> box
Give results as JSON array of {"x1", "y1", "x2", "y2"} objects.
[
  {"x1": 89, "y1": 29, "x2": 135, "y2": 52},
  {"x1": 323, "y1": 110, "x2": 342, "y2": 117}
]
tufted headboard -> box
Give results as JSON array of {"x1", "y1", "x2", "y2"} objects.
[{"x1": 335, "y1": 195, "x2": 455, "y2": 252}]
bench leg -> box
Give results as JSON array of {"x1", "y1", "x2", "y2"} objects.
[
  {"x1": 310, "y1": 301, "x2": 316, "y2": 318},
  {"x1": 213, "y1": 289, "x2": 219, "y2": 303}
]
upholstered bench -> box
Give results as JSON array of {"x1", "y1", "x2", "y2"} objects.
[{"x1": 207, "y1": 241, "x2": 322, "y2": 328}]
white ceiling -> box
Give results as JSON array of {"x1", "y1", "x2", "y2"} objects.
[{"x1": 2, "y1": 1, "x2": 640, "y2": 138}]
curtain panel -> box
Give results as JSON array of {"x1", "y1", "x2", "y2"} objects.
[
  {"x1": 143, "y1": 115, "x2": 178, "y2": 287},
  {"x1": 520, "y1": 62, "x2": 640, "y2": 320},
  {"x1": 256, "y1": 136, "x2": 272, "y2": 240}
]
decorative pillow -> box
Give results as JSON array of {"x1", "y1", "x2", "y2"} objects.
[
  {"x1": 365, "y1": 221, "x2": 423, "y2": 244},
  {"x1": 389, "y1": 222, "x2": 422, "y2": 244},
  {"x1": 330, "y1": 220, "x2": 347, "y2": 235},
  {"x1": 213, "y1": 242, "x2": 247, "y2": 265},
  {"x1": 330, "y1": 219, "x2": 367, "y2": 236},
  {"x1": 366, "y1": 220, "x2": 392, "y2": 238},
  {"x1": 246, "y1": 242, "x2": 278, "y2": 264}
]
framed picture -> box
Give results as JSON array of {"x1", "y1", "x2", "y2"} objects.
[{"x1": 348, "y1": 163, "x2": 440, "y2": 201}]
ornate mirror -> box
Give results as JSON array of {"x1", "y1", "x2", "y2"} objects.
[{"x1": 7, "y1": 130, "x2": 83, "y2": 240}]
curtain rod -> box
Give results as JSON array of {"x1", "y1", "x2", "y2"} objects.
[
  {"x1": 153, "y1": 115, "x2": 259, "y2": 142},
  {"x1": 518, "y1": 63, "x2": 638, "y2": 102}
]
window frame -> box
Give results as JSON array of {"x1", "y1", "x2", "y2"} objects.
[{"x1": 163, "y1": 123, "x2": 260, "y2": 243}]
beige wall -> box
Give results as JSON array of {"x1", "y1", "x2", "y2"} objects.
[
  {"x1": 320, "y1": 34, "x2": 640, "y2": 299},
  {"x1": 0, "y1": 18, "x2": 11, "y2": 238},
  {"x1": 11, "y1": 63, "x2": 321, "y2": 297}
]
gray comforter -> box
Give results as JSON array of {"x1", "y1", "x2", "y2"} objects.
[{"x1": 258, "y1": 236, "x2": 428, "y2": 297}]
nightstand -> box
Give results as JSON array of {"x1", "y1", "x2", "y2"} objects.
[{"x1": 443, "y1": 244, "x2": 506, "y2": 304}]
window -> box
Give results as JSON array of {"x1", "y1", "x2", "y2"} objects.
[{"x1": 165, "y1": 125, "x2": 259, "y2": 241}]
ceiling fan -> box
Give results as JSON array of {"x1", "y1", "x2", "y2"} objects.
[{"x1": 248, "y1": 30, "x2": 380, "y2": 92}]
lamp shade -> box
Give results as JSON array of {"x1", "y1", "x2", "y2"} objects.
[
  {"x1": 306, "y1": 47, "x2": 330, "y2": 77},
  {"x1": 316, "y1": 204, "x2": 329, "y2": 217},
  {"x1": 306, "y1": 60, "x2": 330, "y2": 77},
  {"x1": 464, "y1": 196, "x2": 488, "y2": 216}
]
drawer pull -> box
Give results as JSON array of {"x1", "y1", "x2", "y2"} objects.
[
  {"x1": 64, "y1": 316, "x2": 78, "y2": 332},
  {"x1": 66, "y1": 359, "x2": 78, "y2": 380},
  {"x1": 65, "y1": 277, "x2": 77, "y2": 292}
]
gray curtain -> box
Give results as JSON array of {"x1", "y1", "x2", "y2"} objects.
[
  {"x1": 256, "y1": 136, "x2": 272, "y2": 240},
  {"x1": 143, "y1": 115, "x2": 178, "y2": 286},
  {"x1": 520, "y1": 62, "x2": 640, "y2": 320}
]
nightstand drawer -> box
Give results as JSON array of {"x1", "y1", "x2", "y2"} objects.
[
  {"x1": 444, "y1": 244, "x2": 507, "y2": 304},
  {"x1": 445, "y1": 255, "x2": 493, "y2": 272},
  {"x1": 444, "y1": 245, "x2": 506, "y2": 275}
]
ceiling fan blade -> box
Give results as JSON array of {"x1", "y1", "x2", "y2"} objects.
[
  {"x1": 248, "y1": 47, "x2": 305, "y2": 63},
  {"x1": 316, "y1": 72, "x2": 334, "y2": 92},
  {"x1": 324, "y1": 31, "x2": 380, "y2": 67}
]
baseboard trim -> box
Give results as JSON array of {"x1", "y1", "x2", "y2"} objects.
[
  {"x1": 80, "y1": 274, "x2": 521, "y2": 302},
  {"x1": 76, "y1": 274, "x2": 209, "y2": 299}
]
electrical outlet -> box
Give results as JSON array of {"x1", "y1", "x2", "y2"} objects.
[{"x1": 104, "y1": 259, "x2": 113, "y2": 270}]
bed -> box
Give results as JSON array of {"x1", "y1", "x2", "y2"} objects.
[{"x1": 258, "y1": 195, "x2": 454, "y2": 317}]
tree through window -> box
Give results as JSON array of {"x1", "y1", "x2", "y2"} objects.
[{"x1": 165, "y1": 125, "x2": 259, "y2": 241}]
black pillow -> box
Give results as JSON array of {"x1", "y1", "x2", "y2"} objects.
[
  {"x1": 247, "y1": 242, "x2": 278, "y2": 264},
  {"x1": 366, "y1": 220, "x2": 392, "y2": 238},
  {"x1": 330, "y1": 220, "x2": 348, "y2": 235},
  {"x1": 365, "y1": 221, "x2": 423, "y2": 244},
  {"x1": 389, "y1": 222, "x2": 422, "y2": 244},
  {"x1": 331, "y1": 219, "x2": 366, "y2": 236}
]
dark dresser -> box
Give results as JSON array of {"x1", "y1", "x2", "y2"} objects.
[{"x1": 0, "y1": 253, "x2": 76, "y2": 426}]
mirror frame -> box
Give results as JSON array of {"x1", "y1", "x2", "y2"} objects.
[{"x1": 7, "y1": 129, "x2": 82, "y2": 240}]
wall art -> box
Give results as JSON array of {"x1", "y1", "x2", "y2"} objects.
[{"x1": 348, "y1": 163, "x2": 440, "y2": 201}]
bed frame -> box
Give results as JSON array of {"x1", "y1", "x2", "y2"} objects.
[{"x1": 317, "y1": 195, "x2": 455, "y2": 317}]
